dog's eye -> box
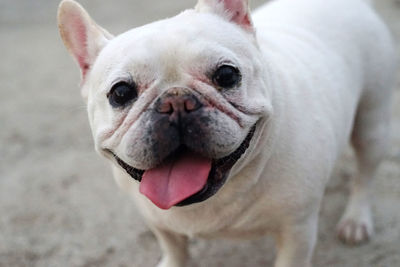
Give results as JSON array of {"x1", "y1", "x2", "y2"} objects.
[
  {"x1": 212, "y1": 65, "x2": 241, "y2": 89},
  {"x1": 108, "y1": 82, "x2": 137, "y2": 108}
]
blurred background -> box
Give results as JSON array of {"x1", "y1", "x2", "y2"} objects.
[{"x1": 0, "y1": 0, "x2": 399, "y2": 266}]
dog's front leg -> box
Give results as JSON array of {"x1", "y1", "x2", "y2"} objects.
[
  {"x1": 274, "y1": 213, "x2": 318, "y2": 267},
  {"x1": 152, "y1": 226, "x2": 188, "y2": 267}
]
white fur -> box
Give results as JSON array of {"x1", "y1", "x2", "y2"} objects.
[{"x1": 58, "y1": 0, "x2": 396, "y2": 266}]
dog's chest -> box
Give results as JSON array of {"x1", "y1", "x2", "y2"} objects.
[{"x1": 138, "y1": 192, "x2": 280, "y2": 239}]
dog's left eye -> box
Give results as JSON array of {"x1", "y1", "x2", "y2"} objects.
[
  {"x1": 212, "y1": 65, "x2": 241, "y2": 89},
  {"x1": 108, "y1": 82, "x2": 137, "y2": 108}
]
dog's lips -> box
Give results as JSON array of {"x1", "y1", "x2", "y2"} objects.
[{"x1": 111, "y1": 124, "x2": 256, "y2": 208}]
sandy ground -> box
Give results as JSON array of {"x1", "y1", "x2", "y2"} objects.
[{"x1": 0, "y1": 0, "x2": 399, "y2": 266}]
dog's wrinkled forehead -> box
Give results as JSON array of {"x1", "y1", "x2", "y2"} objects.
[{"x1": 91, "y1": 10, "x2": 256, "y2": 86}]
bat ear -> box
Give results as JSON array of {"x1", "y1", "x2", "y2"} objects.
[
  {"x1": 195, "y1": 0, "x2": 254, "y2": 32},
  {"x1": 58, "y1": 0, "x2": 113, "y2": 81}
]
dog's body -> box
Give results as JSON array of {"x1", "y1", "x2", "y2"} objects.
[{"x1": 58, "y1": 0, "x2": 396, "y2": 266}]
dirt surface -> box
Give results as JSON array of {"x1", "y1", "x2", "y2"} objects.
[{"x1": 0, "y1": 0, "x2": 399, "y2": 266}]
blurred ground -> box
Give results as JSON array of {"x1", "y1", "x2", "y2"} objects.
[{"x1": 0, "y1": 0, "x2": 399, "y2": 266}]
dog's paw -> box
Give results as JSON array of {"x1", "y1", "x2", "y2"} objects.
[
  {"x1": 336, "y1": 216, "x2": 373, "y2": 245},
  {"x1": 156, "y1": 257, "x2": 184, "y2": 267},
  {"x1": 156, "y1": 258, "x2": 170, "y2": 267}
]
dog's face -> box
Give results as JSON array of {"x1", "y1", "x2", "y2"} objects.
[{"x1": 58, "y1": 0, "x2": 272, "y2": 209}]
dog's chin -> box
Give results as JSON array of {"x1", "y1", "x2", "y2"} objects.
[{"x1": 110, "y1": 125, "x2": 256, "y2": 207}]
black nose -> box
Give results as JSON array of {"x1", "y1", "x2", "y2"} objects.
[{"x1": 155, "y1": 88, "x2": 203, "y2": 118}]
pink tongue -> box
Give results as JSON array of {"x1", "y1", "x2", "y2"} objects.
[{"x1": 139, "y1": 151, "x2": 212, "y2": 210}]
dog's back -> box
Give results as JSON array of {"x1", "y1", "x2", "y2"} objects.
[{"x1": 254, "y1": 0, "x2": 396, "y2": 91}]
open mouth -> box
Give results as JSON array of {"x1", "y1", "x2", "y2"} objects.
[{"x1": 112, "y1": 125, "x2": 256, "y2": 209}]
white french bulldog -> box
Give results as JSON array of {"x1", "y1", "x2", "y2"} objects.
[{"x1": 58, "y1": 0, "x2": 396, "y2": 266}]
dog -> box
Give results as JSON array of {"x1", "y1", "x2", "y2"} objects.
[{"x1": 57, "y1": 0, "x2": 396, "y2": 266}]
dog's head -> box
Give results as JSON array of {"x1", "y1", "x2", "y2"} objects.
[{"x1": 58, "y1": 0, "x2": 272, "y2": 209}]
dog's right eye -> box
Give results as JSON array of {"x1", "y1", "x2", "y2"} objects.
[{"x1": 108, "y1": 82, "x2": 138, "y2": 108}]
